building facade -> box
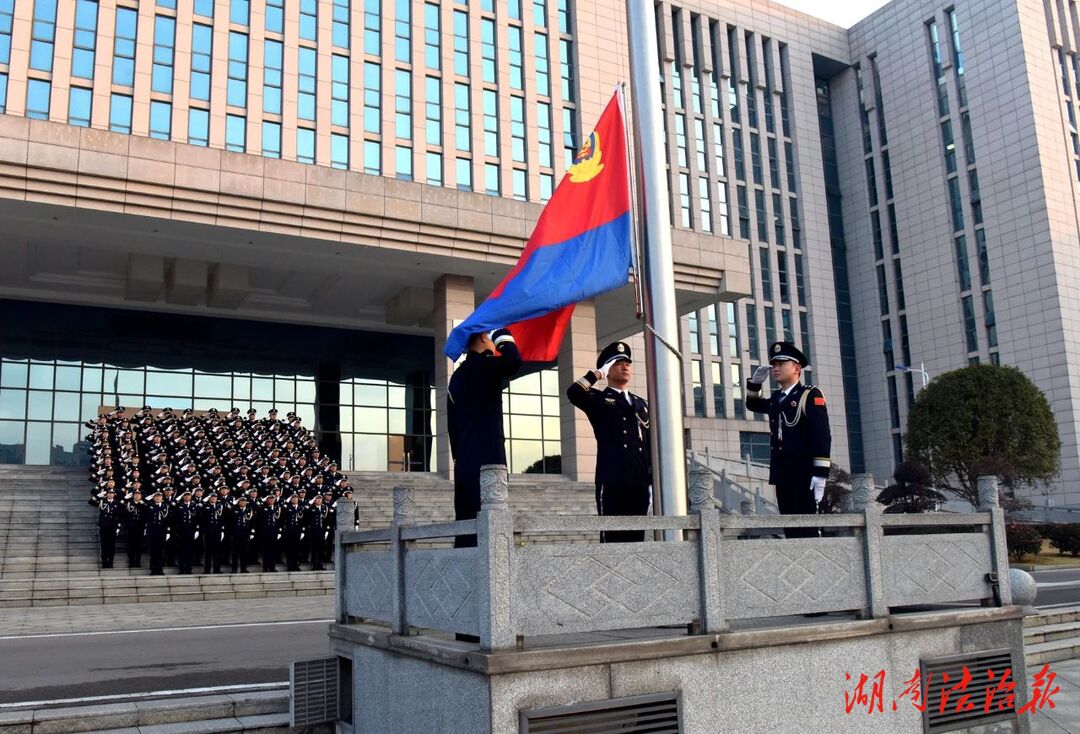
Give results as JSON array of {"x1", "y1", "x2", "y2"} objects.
[{"x1": 0, "y1": 0, "x2": 1076, "y2": 506}]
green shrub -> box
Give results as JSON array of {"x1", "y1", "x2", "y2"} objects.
[
  {"x1": 1006, "y1": 523, "x2": 1042, "y2": 562},
  {"x1": 1044, "y1": 524, "x2": 1080, "y2": 556}
]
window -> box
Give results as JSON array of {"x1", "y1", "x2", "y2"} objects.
[
  {"x1": 113, "y1": 7, "x2": 138, "y2": 86},
  {"x1": 395, "y1": 0, "x2": 411, "y2": 63},
  {"x1": 510, "y1": 96, "x2": 526, "y2": 163},
  {"x1": 456, "y1": 157, "x2": 472, "y2": 190},
  {"x1": 698, "y1": 178, "x2": 712, "y2": 232},
  {"x1": 736, "y1": 186, "x2": 749, "y2": 239},
  {"x1": 453, "y1": 11, "x2": 469, "y2": 76},
  {"x1": 29, "y1": 0, "x2": 56, "y2": 72},
  {"x1": 716, "y1": 182, "x2": 730, "y2": 236},
  {"x1": 484, "y1": 162, "x2": 500, "y2": 195},
  {"x1": 424, "y1": 3, "x2": 440, "y2": 70},
  {"x1": 72, "y1": 0, "x2": 98, "y2": 80},
  {"x1": 750, "y1": 132, "x2": 762, "y2": 184},
  {"x1": 426, "y1": 151, "x2": 442, "y2": 186},
  {"x1": 731, "y1": 363, "x2": 744, "y2": 418},
  {"x1": 194, "y1": 0, "x2": 214, "y2": 17},
  {"x1": 876, "y1": 264, "x2": 889, "y2": 315},
  {"x1": 509, "y1": 0, "x2": 522, "y2": 21},
  {"x1": 707, "y1": 305, "x2": 720, "y2": 355},
  {"x1": 882, "y1": 319, "x2": 894, "y2": 367},
  {"x1": 26, "y1": 79, "x2": 50, "y2": 120},
  {"x1": 711, "y1": 362, "x2": 725, "y2": 417},
  {"x1": 191, "y1": 24, "x2": 213, "y2": 102},
  {"x1": 887, "y1": 375, "x2": 900, "y2": 429},
  {"x1": 509, "y1": 27, "x2": 524, "y2": 90},
  {"x1": 226, "y1": 114, "x2": 246, "y2": 152},
  {"x1": 777, "y1": 250, "x2": 789, "y2": 304},
  {"x1": 865, "y1": 158, "x2": 878, "y2": 207},
  {"x1": 559, "y1": 39, "x2": 574, "y2": 103},
  {"x1": 264, "y1": 39, "x2": 283, "y2": 114},
  {"x1": 109, "y1": 92, "x2": 131, "y2": 133},
  {"x1": 799, "y1": 312, "x2": 811, "y2": 363},
  {"x1": 454, "y1": 83, "x2": 471, "y2": 151},
  {"x1": 674, "y1": 113, "x2": 687, "y2": 168},
  {"x1": 726, "y1": 303, "x2": 739, "y2": 356},
  {"x1": 68, "y1": 87, "x2": 92, "y2": 127},
  {"x1": 364, "y1": 0, "x2": 380, "y2": 55},
  {"x1": 299, "y1": 0, "x2": 317, "y2": 42},
  {"x1": 333, "y1": 134, "x2": 350, "y2": 170},
  {"x1": 961, "y1": 112, "x2": 976, "y2": 164},
  {"x1": 297, "y1": 127, "x2": 315, "y2": 163},
  {"x1": 266, "y1": 0, "x2": 283, "y2": 34},
  {"x1": 954, "y1": 235, "x2": 971, "y2": 291},
  {"x1": 512, "y1": 168, "x2": 526, "y2": 200},
  {"x1": 941, "y1": 120, "x2": 955, "y2": 173},
  {"x1": 983, "y1": 291, "x2": 997, "y2": 348},
  {"x1": 755, "y1": 189, "x2": 767, "y2": 242},
  {"x1": 968, "y1": 169, "x2": 983, "y2": 225},
  {"x1": 332, "y1": 55, "x2": 349, "y2": 128},
  {"x1": 364, "y1": 62, "x2": 381, "y2": 134},
  {"x1": 794, "y1": 253, "x2": 806, "y2": 305},
  {"x1": 887, "y1": 203, "x2": 900, "y2": 255},
  {"x1": 298, "y1": 47, "x2": 316, "y2": 121},
  {"x1": 396, "y1": 69, "x2": 412, "y2": 140},
  {"x1": 961, "y1": 295, "x2": 978, "y2": 352},
  {"x1": 152, "y1": 16, "x2": 175, "y2": 94},
  {"x1": 975, "y1": 229, "x2": 991, "y2": 285},
  {"x1": 691, "y1": 360, "x2": 704, "y2": 417},
  {"x1": 739, "y1": 432, "x2": 770, "y2": 463},
  {"x1": 230, "y1": 0, "x2": 249, "y2": 26},
  {"x1": 688, "y1": 311, "x2": 701, "y2": 353},
  {"x1": 534, "y1": 0, "x2": 547, "y2": 27},
  {"x1": 759, "y1": 249, "x2": 773, "y2": 302},
  {"x1": 149, "y1": 100, "x2": 171, "y2": 140},
  {"x1": 948, "y1": 177, "x2": 965, "y2": 232},
  {"x1": 0, "y1": 0, "x2": 13, "y2": 66},
  {"x1": 481, "y1": 18, "x2": 496, "y2": 84},
  {"x1": 425, "y1": 77, "x2": 442, "y2": 146},
  {"x1": 732, "y1": 131, "x2": 745, "y2": 181},
  {"x1": 227, "y1": 32, "x2": 248, "y2": 108},
  {"x1": 535, "y1": 33, "x2": 550, "y2": 97},
  {"x1": 333, "y1": 0, "x2": 350, "y2": 49},
  {"x1": 781, "y1": 309, "x2": 793, "y2": 342},
  {"x1": 678, "y1": 173, "x2": 691, "y2": 228},
  {"x1": 563, "y1": 107, "x2": 578, "y2": 167},
  {"x1": 365, "y1": 137, "x2": 382, "y2": 173},
  {"x1": 262, "y1": 121, "x2": 281, "y2": 158},
  {"x1": 188, "y1": 108, "x2": 209, "y2": 146},
  {"x1": 745, "y1": 304, "x2": 759, "y2": 358}
]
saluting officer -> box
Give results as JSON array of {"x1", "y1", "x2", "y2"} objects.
[
  {"x1": 745, "y1": 341, "x2": 832, "y2": 539},
  {"x1": 124, "y1": 487, "x2": 146, "y2": 569},
  {"x1": 282, "y1": 493, "x2": 306, "y2": 572},
  {"x1": 174, "y1": 489, "x2": 200, "y2": 574},
  {"x1": 567, "y1": 341, "x2": 652, "y2": 543},
  {"x1": 447, "y1": 328, "x2": 522, "y2": 548},
  {"x1": 94, "y1": 487, "x2": 123, "y2": 568},
  {"x1": 200, "y1": 493, "x2": 226, "y2": 574},
  {"x1": 145, "y1": 489, "x2": 171, "y2": 576},
  {"x1": 231, "y1": 495, "x2": 255, "y2": 574}
]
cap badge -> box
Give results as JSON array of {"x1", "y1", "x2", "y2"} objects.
[
  {"x1": 774, "y1": 344, "x2": 782, "y2": 353},
  {"x1": 617, "y1": 344, "x2": 625, "y2": 353}
]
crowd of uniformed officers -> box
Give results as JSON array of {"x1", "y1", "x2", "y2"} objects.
[{"x1": 87, "y1": 406, "x2": 355, "y2": 575}]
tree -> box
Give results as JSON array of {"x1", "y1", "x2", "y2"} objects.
[
  {"x1": 904, "y1": 364, "x2": 1059, "y2": 509},
  {"x1": 876, "y1": 461, "x2": 945, "y2": 514},
  {"x1": 819, "y1": 465, "x2": 852, "y2": 514}
]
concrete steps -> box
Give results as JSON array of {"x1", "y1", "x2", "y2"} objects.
[
  {"x1": 1024, "y1": 606, "x2": 1080, "y2": 666},
  {"x1": 0, "y1": 688, "x2": 331, "y2": 734}
]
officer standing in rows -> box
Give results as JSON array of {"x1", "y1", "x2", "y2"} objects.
[
  {"x1": 567, "y1": 342, "x2": 652, "y2": 543},
  {"x1": 94, "y1": 487, "x2": 123, "y2": 569},
  {"x1": 124, "y1": 487, "x2": 146, "y2": 568},
  {"x1": 174, "y1": 489, "x2": 200, "y2": 574},
  {"x1": 145, "y1": 489, "x2": 170, "y2": 576},
  {"x1": 231, "y1": 495, "x2": 254, "y2": 574},
  {"x1": 745, "y1": 341, "x2": 832, "y2": 539},
  {"x1": 200, "y1": 493, "x2": 226, "y2": 574},
  {"x1": 447, "y1": 328, "x2": 521, "y2": 548},
  {"x1": 282, "y1": 493, "x2": 306, "y2": 572}
]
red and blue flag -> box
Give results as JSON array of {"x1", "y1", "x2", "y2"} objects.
[{"x1": 443, "y1": 94, "x2": 632, "y2": 362}]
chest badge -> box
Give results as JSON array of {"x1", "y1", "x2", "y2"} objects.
[
  {"x1": 790, "y1": 401, "x2": 797, "y2": 407},
  {"x1": 605, "y1": 397, "x2": 617, "y2": 404}
]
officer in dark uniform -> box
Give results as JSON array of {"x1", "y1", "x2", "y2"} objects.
[
  {"x1": 231, "y1": 495, "x2": 255, "y2": 573},
  {"x1": 200, "y1": 493, "x2": 226, "y2": 574},
  {"x1": 745, "y1": 341, "x2": 832, "y2": 539},
  {"x1": 447, "y1": 328, "x2": 522, "y2": 548},
  {"x1": 94, "y1": 487, "x2": 123, "y2": 568},
  {"x1": 145, "y1": 489, "x2": 171, "y2": 576},
  {"x1": 282, "y1": 493, "x2": 306, "y2": 571},
  {"x1": 124, "y1": 487, "x2": 146, "y2": 568},
  {"x1": 567, "y1": 341, "x2": 652, "y2": 543},
  {"x1": 258, "y1": 495, "x2": 282, "y2": 572},
  {"x1": 307, "y1": 493, "x2": 329, "y2": 570},
  {"x1": 174, "y1": 489, "x2": 200, "y2": 574}
]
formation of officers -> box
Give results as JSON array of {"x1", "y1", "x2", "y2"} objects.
[{"x1": 87, "y1": 406, "x2": 354, "y2": 575}]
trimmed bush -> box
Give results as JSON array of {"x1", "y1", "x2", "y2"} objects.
[
  {"x1": 1044, "y1": 524, "x2": 1080, "y2": 557},
  {"x1": 1005, "y1": 523, "x2": 1043, "y2": 562}
]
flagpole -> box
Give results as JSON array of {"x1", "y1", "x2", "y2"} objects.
[
  {"x1": 625, "y1": 0, "x2": 687, "y2": 530},
  {"x1": 615, "y1": 83, "x2": 645, "y2": 319}
]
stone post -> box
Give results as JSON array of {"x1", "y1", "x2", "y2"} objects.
[
  {"x1": 391, "y1": 486, "x2": 414, "y2": 634},
  {"x1": 740, "y1": 498, "x2": 754, "y2": 516},
  {"x1": 477, "y1": 464, "x2": 514, "y2": 651},
  {"x1": 334, "y1": 498, "x2": 355, "y2": 624},
  {"x1": 979, "y1": 475, "x2": 1013, "y2": 606},
  {"x1": 851, "y1": 474, "x2": 886, "y2": 619},
  {"x1": 689, "y1": 467, "x2": 727, "y2": 632},
  {"x1": 433, "y1": 274, "x2": 475, "y2": 478},
  {"x1": 557, "y1": 300, "x2": 597, "y2": 482}
]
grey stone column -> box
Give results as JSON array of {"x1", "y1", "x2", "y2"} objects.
[
  {"x1": 740, "y1": 499, "x2": 754, "y2": 516},
  {"x1": 557, "y1": 299, "x2": 597, "y2": 482},
  {"x1": 433, "y1": 274, "x2": 475, "y2": 478},
  {"x1": 851, "y1": 474, "x2": 886, "y2": 619},
  {"x1": 689, "y1": 467, "x2": 726, "y2": 632},
  {"x1": 391, "y1": 486, "x2": 414, "y2": 634},
  {"x1": 477, "y1": 464, "x2": 514, "y2": 651},
  {"x1": 979, "y1": 475, "x2": 1013, "y2": 606},
  {"x1": 334, "y1": 498, "x2": 355, "y2": 624}
]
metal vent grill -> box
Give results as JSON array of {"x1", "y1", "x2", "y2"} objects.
[
  {"x1": 520, "y1": 691, "x2": 681, "y2": 733},
  {"x1": 290, "y1": 657, "x2": 339, "y2": 726},
  {"x1": 923, "y1": 649, "x2": 1017, "y2": 733}
]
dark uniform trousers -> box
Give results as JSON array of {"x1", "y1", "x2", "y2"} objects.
[
  {"x1": 746, "y1": 381, "x2": 832, "y2": 539},
  {"x1": 145, "y1": 504, "x2": 169, "y2": 575},
  {"x1": 567, "y1": 375, "x2": 652, "y2": 543},
  {"x1": 447, "y1": 340, "x2": 522, "y2": 548},
  {"x1": 308, "y1": 506, "x2": 329, "y2": 570},
  {"x1": 200, "y1": 505, "x2": 225, "y2": 574},
  {"x1": 259, "y1": 507, "x2": 281, "y2": 571},
  {"x1": 175, "y1": 503, "x2": 200, "y2": 573},
  {"x1": 231, "y1": 510, "x2": 254, "y2": 573},
  {"x1": 125, "y1": 503, "x2": 145, "y2": 568},
  {"x1": 283, "y1": 505, "x2": 306, "y2": 571}
]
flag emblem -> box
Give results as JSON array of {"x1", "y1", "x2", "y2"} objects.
[{"x1": 568, "y1": 131, "x2": 605, "y2": 183}]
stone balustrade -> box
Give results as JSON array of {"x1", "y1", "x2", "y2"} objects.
[{"x1": 335, "y1": 465, "x2": 1013, "y2": 652}]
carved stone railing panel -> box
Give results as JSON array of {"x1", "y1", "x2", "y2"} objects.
[
  {"x1": 344, "y1": 550, "x2": 395, "y2": 621},
  {"x1": 883, "y1": 533, "x2": 993, "y2": 606},
  {"x1": 722, "y1": 537, "x2": 867, "y2": 619},
  {"x1": 403, "y1": 548, "x2": 481, "y2": 635},
  {"x1": 512, "y1": 543, "x2": 699, "y2": 636}
]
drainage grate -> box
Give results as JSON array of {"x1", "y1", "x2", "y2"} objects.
[
  {"x1": 520, "y1": 691, "x2": 681, "y2": 733},
  {"x1": 923, "y1": 649, "x2": 1017, "y2": 733},
  {"x1": 290, "y1": 657, "x2": 340, "y2": 726}
]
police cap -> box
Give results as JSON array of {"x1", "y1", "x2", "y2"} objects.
[
  {"x1": 768, "y1": 341, "x2": 809, "y2": 367},
  {"x1": 596, "y1": 341, "x2": 632, "y2": 370}
]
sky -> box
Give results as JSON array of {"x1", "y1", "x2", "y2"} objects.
[{"x1": 772, "y1": 0, "x2": 892, "y2": 27}]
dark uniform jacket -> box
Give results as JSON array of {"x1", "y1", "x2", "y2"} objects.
[
  {"x1": 745, "y1": 380, "x2": 831, "y2": 486},
  {"x1": 567, "y1": 373, "x2": 651, "y2": 487},
  {"x1": 447, "y1": 341, "x2": 523, "y2": 475},
  {"x1": 145, "y1": 502, "x2": 170, "y2": 539},
  {"x1": 96, "y1": 499, "x2": 123, "y2": 532}
]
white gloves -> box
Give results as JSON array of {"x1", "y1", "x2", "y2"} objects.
[
  {"x1": 749, "y1": 364, "x2": 772, "y2": 385},
  {"x1": 598, "y1": 357, "x2": 621, "y2": 378},
  {"x1": 810, "y1": 476, "x2": 826, "y2": 503}
]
